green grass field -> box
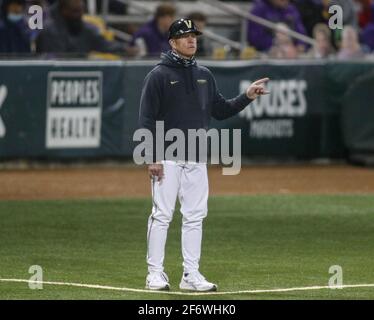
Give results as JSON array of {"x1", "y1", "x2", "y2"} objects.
[{"x1": 0, "y1": 195, "x2": 373, "y2": 300}]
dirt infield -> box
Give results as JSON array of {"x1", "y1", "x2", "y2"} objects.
[{"x1": 1, "y1": 164, "x2": 374, "y2": 201}]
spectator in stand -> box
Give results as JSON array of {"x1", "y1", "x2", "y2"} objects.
[
  {"x1": 292, "y1": 0, "x2": 325, "y2": 37},
  {"x1": 131, "y1": 3, "x2": 176, "y2": 57},
  {"x1": 94, "y1": 0, "x2": 132, "y2": 34},
  {"x1": 187, "y1": 12, "x2": 212, "y2": 57},
  {"x1": 306, "y1": 23, "x2": 335, "y2": 58},
  {"x1": 28, "y1": 0, "x2": 50, "y2": 9},
  {"x1": 36, "y1": 0, "x2": 135, "y2": 56},
  {"x1": 268, "y1": 23, "x2": 299, "y2": 58},
  {"x1": 337, "y1": 25, "x2": 365, "y2": 59},
  {"x1": 48, "y1": 0, "x2": 128, "y2": 15},
  {"x1": 0, "y1": 0, "x2": 31, "y2": 54},
  {"x1": 356, "y1": 0, "x2": 373, "y2": 29},
  {"x1": 96, "y1": 0, "x2": 127, "y2": 14},
  {"x1": 247, "y1": 0, "x2": 308, "y2": 52},
  {"x1": 361, "y1": 3, "x2": 374, "y2": 52}
]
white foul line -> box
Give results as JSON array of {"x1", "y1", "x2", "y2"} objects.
[{"x1": 0, "y1": 278, "x2": 374, "y2": 296}]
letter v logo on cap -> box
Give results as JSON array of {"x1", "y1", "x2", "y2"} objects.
[
  {"x1": 0, "y1": 85, "x2": 8, "y2": 138},
  {"x1": 184, "y1": 20, "x2": 192, "y2": 29}
]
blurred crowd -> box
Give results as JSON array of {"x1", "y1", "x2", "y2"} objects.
[{"x1": 0, "y1": 0, "x2": 373, "y2": 59}]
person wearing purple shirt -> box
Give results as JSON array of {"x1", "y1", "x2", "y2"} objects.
[
  {"x1": 247, "y1": 0, "x2": 308, "y2": 52},
  {"x1": 361, "y1": 4, "x2": 374, "y2": 52},
  {"x1": 131, "y1": 3, "x2": 176, "y2": 57}
]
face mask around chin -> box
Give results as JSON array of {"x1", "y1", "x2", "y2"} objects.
[{"x1": 7, "y1": 13, "x2": 24, "y2": 23}]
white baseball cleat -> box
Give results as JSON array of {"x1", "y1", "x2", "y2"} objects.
[
  {"x1": 179, "y1": 271, "x2": 217, "y2": 292},
  {"x1": 145, "y1": 271, "x2": 170, "y2": 290}
]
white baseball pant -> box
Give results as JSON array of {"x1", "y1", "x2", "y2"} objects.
[{"x1": 146, "y1": 160, "x2": 208, "y2": 274}]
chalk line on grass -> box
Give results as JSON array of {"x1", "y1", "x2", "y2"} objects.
[{"x1": 0, "y1": 278, "x2": 373, "y2": 296}]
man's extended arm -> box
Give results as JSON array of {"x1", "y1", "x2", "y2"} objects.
[{"x1": 212, "y1": 76, "x2": 269, "y2": 120}]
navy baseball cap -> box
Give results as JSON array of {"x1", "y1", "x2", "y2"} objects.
[{"x1": 168, "y1": 18, "x2": 203, "y2": 40}]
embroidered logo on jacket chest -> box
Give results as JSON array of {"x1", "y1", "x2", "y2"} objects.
[{"x1": 197, "y1": 79, "x2": 207, "y2": 84}]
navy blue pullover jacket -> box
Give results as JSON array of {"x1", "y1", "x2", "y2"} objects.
[{"x1": 138, "y1": 51, "x2": 253, "y2": 162}]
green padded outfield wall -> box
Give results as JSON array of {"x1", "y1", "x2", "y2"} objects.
[{"x1": 0, "y1": 60, "x2": 372, "y2": 160}]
